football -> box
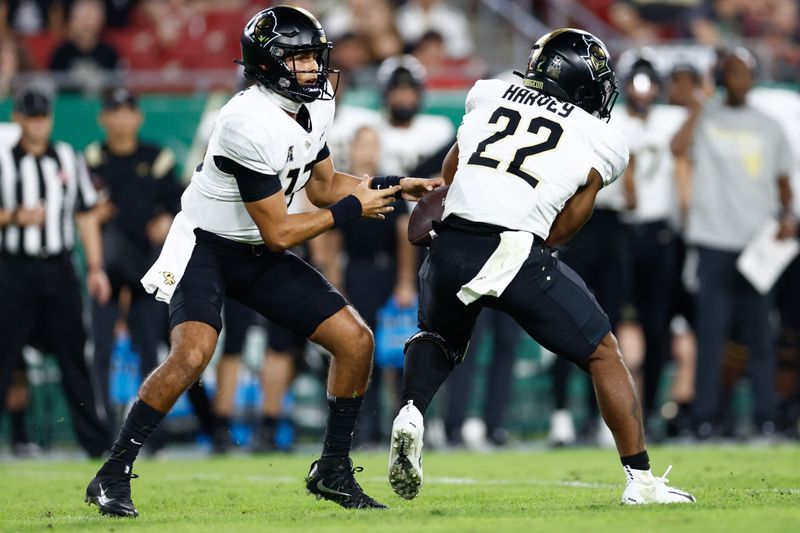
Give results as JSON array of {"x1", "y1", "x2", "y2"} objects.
[{"x1": 408, "y1": 184, "x2": 450, "y2": 246}]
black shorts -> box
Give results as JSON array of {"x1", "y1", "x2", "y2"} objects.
[
  {"x1": 418, "y1": 222, "x2": 611, "y2": 365},
  {"x1": 170, "y1": 229, "x2": 347, "y2": 338}
]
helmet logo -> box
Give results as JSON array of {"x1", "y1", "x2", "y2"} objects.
[
  {"x1": 546, "y1": 55, "x2": 562, "y2": 79},
  {"x1": 581, "y1": 35, "x2": 611, "y2": 79},
  {"x1": 254, "y1": 10, "x2": 282, "y2": 46}
]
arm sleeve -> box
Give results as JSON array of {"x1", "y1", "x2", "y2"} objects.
[
  {"x1": 315, "y1": 143, "x2": 330, "y2": 165},
  {"x1": 593, "y1": 128, "x2": 630, "y2": 187}
]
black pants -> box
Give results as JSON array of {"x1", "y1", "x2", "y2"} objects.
[
  {"x1": 418, "y1": 223, "x2": 610, "y2": 367},
  {"x1": 0, "y1": 256, "x2": 111, "y2": 456},
  {"x1": 551, "y1": 209, "x2": 627, "y2": 416},
  {"x1": 445, "y1": 308, "x2": 520, "y2": 439},
  {"x1": 626, "y1": 220, "x2": 676, "y2": 418},
  {"x1": 692, "y1": 246, "x2": 777, "y2": 430},
  {"x1": 346, "y1": 257, "x2": 397, "y2": 444},
  {"x1": 92, "y1": 292, "x2": 168, "y2": 429}
]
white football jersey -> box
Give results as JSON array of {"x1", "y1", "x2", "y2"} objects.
[
  {"x1": 444, "y1": 79, "x2": 629, "y2": 240},
  {"x1": 181, "y1": 84, "x2": 335, "y2": 243},
  {"x1": 378, "y1": 114, "x2": 454, "y2": 176},
  {"x1": 610, "y1": 104, "x2": 687, "y2": 224}
]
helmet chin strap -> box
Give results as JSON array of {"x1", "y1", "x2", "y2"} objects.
[{"x1": 258, "y1": 84, "x2": 303, "y2": 114}]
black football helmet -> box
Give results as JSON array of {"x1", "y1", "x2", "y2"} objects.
[
  {"x1": 237, "y1": 6, "x2": 337, "y2": 103},
  {"x1": 519, "y1": 28, "x2": 618, "y2": 121}
]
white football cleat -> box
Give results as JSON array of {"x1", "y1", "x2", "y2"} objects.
[
  {"x1": 621, "y1": 465, "x2": 696, "y2": 505},
  {"x1": 548, "y1": 409, "x2": 576, "y2": 446},
  {"x1": 389, "y1": 400, "x2": 424, "y2": 500}
]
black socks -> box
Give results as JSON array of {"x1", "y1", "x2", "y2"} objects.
[
  {"x1": 321, "y1": 395, "x2": 363, "y2": 459},
  {"x1": 400, "y1": 338, "x2": 453, "y2": 415},
  {"x1": 621, "y1": 450, "x2": 651, "y2": 471},
  {"x1": 100, "y1": 399, "x2": 165, "y2": 475}
]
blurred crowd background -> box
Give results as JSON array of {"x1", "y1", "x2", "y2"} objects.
[{"x1": 0, "y1": 0, "x2": 799, "y2": 459}]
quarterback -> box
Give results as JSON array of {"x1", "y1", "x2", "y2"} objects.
[
  {"x1": 84, "y1": 6, "x2": 439, "y2": 516},
  {"x1": 389, "y1": 29, "x2": 695, "y2": 505}
]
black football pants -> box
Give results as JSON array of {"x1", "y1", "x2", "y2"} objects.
[{"x1": 0, "y1": 256, "x2": 111, "y2": 456}]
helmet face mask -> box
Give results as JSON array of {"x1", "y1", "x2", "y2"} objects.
[
  {"x1": 238, "y1": 6, "x2": 339, "y2": 103},
  {"x1": 521, "y1": 29, "x2": 619, "y2": 121}
]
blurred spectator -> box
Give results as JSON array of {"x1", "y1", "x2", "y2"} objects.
[
  {"x1": 0, "y1": 0, "x2": 62, "y2": 36},
  {"x1": 395, "y1": 0, "x2": 473, "y2": 60},
  {"x1": 374, "y1": 55, "x2": 453, "y2": 176},
  {"x1": 85, "y1": 86, "x2": 182, "y2": 431},
  {"x1": 671, "y1": 48, "x2": 796, "y2": 439},
  {"x1": 411, "y1": 29, "x2": 446, "y2": 75},
  {"x1": 666, "y1": 62, "x2": 705, "y2": 108},
  {"x1": 329, "y1": 31, "x2": 372, "y2": 88},
  {"x1": 0, "y1": 34, "x2": 33, "y2": 98},
  {"x1": 331, "y1": 125, "x2": 416, "y2": 446},
  {"x1": 97, "y1": 0, "x2": 137, "y2": 28},
  {"x1": 686, "y1": 0, "x2": 749, "y2": 45},
  {"x1": 49, "y1": 0, "x2": 119, "y2": 93},
  {"x1": 326, "y1": 71, "x2": 381, "y2": 173},
  {"x1": 323, "y1": 0, "x2": 402, "y2": 64},
  {"x1": 609, "y1": 0, "x2": 703, "y2": 40},
  {"x1": 0, "y1": 84, "x2": 112, "y2": 457},
  {"x1": 763, "y1": 0, "x2": 800, "y2": 82},
  {"x1": 610, "y1": 55, "x2": 687, "y2": 432}
]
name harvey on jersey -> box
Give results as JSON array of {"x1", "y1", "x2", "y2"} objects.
[{"x1": 501, "y1": 84, "x2": 574, "y2": 118}]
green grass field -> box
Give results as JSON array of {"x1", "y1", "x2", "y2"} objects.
[{"x1": 1, "y1": 446, "x2": 798, "y2": 532}]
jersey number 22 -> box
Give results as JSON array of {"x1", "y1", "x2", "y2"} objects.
[{"x1": 467, "y1": 106, "x2": 562, "y2": 188}]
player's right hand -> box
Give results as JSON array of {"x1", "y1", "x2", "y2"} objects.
[{"x1": 353, "y1": 175, "x2": 400, "y2": 220}]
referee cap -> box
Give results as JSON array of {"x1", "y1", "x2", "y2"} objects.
[
  {"x1": 102, "y1": 86, "x2": 139, "y2": 110},
  {"x1": 14, "y1": 85, "x2": 52, "y2": 117}
]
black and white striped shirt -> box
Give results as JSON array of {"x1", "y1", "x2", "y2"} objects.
[{"x1": 0, "y1": 141, "x2": 97, "y2": 258}]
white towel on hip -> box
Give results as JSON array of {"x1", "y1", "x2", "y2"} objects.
[
  {"x1": 140, "y1": 211, "x2": 197, "y2": 304},
  {"x1": 456, "y1": 230, "x2": 534, "y2": 305}
]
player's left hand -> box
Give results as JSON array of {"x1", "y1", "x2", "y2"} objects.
[
  {"x1": 87, "y1": 268, "x2": 112, "y2": 305},
  {"x1": 399, "y1": 177, "x2": 444, "y2": 202}
]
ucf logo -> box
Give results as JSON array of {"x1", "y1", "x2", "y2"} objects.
[
  {"x1": 581, "y1": 35, "x2": 611, "y2": 79},
  {"x1": 160, "y1": 271, "x2": 176, "y2": 286},
  {"x1": 252, "y1": 10, "x2": 281, "y2": 46}
]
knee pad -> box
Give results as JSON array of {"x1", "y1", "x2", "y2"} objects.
[{"x1": 404, "y1": 330, "x2": 467, "y2": 369}]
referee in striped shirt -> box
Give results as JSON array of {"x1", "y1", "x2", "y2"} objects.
[{"x1": 0, "y1": 85, "x2": 112, "y2": 457}]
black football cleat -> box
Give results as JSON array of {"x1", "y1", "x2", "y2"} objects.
[
  {"x1": 85, "y1": 468, "x2": 139, "y2": 517},
  {"x1": 305, "y1": 457, "x2": 387, "y2": 509}
]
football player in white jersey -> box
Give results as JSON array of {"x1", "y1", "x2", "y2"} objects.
[
  {"x1": 388, "y1": 29, "x2": 695, "y2": 505},
  {"x1": 85, "y1": 6, "x2": 440, "y2": 516},
  {"x1": 375, "y1": 55, "x2": 455, "y2": 177},
  {"x1": 610, "y1": 55, "x2": 689, "y2": 433}
]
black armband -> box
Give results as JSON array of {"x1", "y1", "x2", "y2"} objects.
[
  {"x1": 213, "y1": 155, "x2": 282, "y2": 202},
  {"x1": 370, "y1": 175, "x2": 403, "y2": 190},
  {"x1": 329, "y1": 195, "x2": 362, "y2": 227}
]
